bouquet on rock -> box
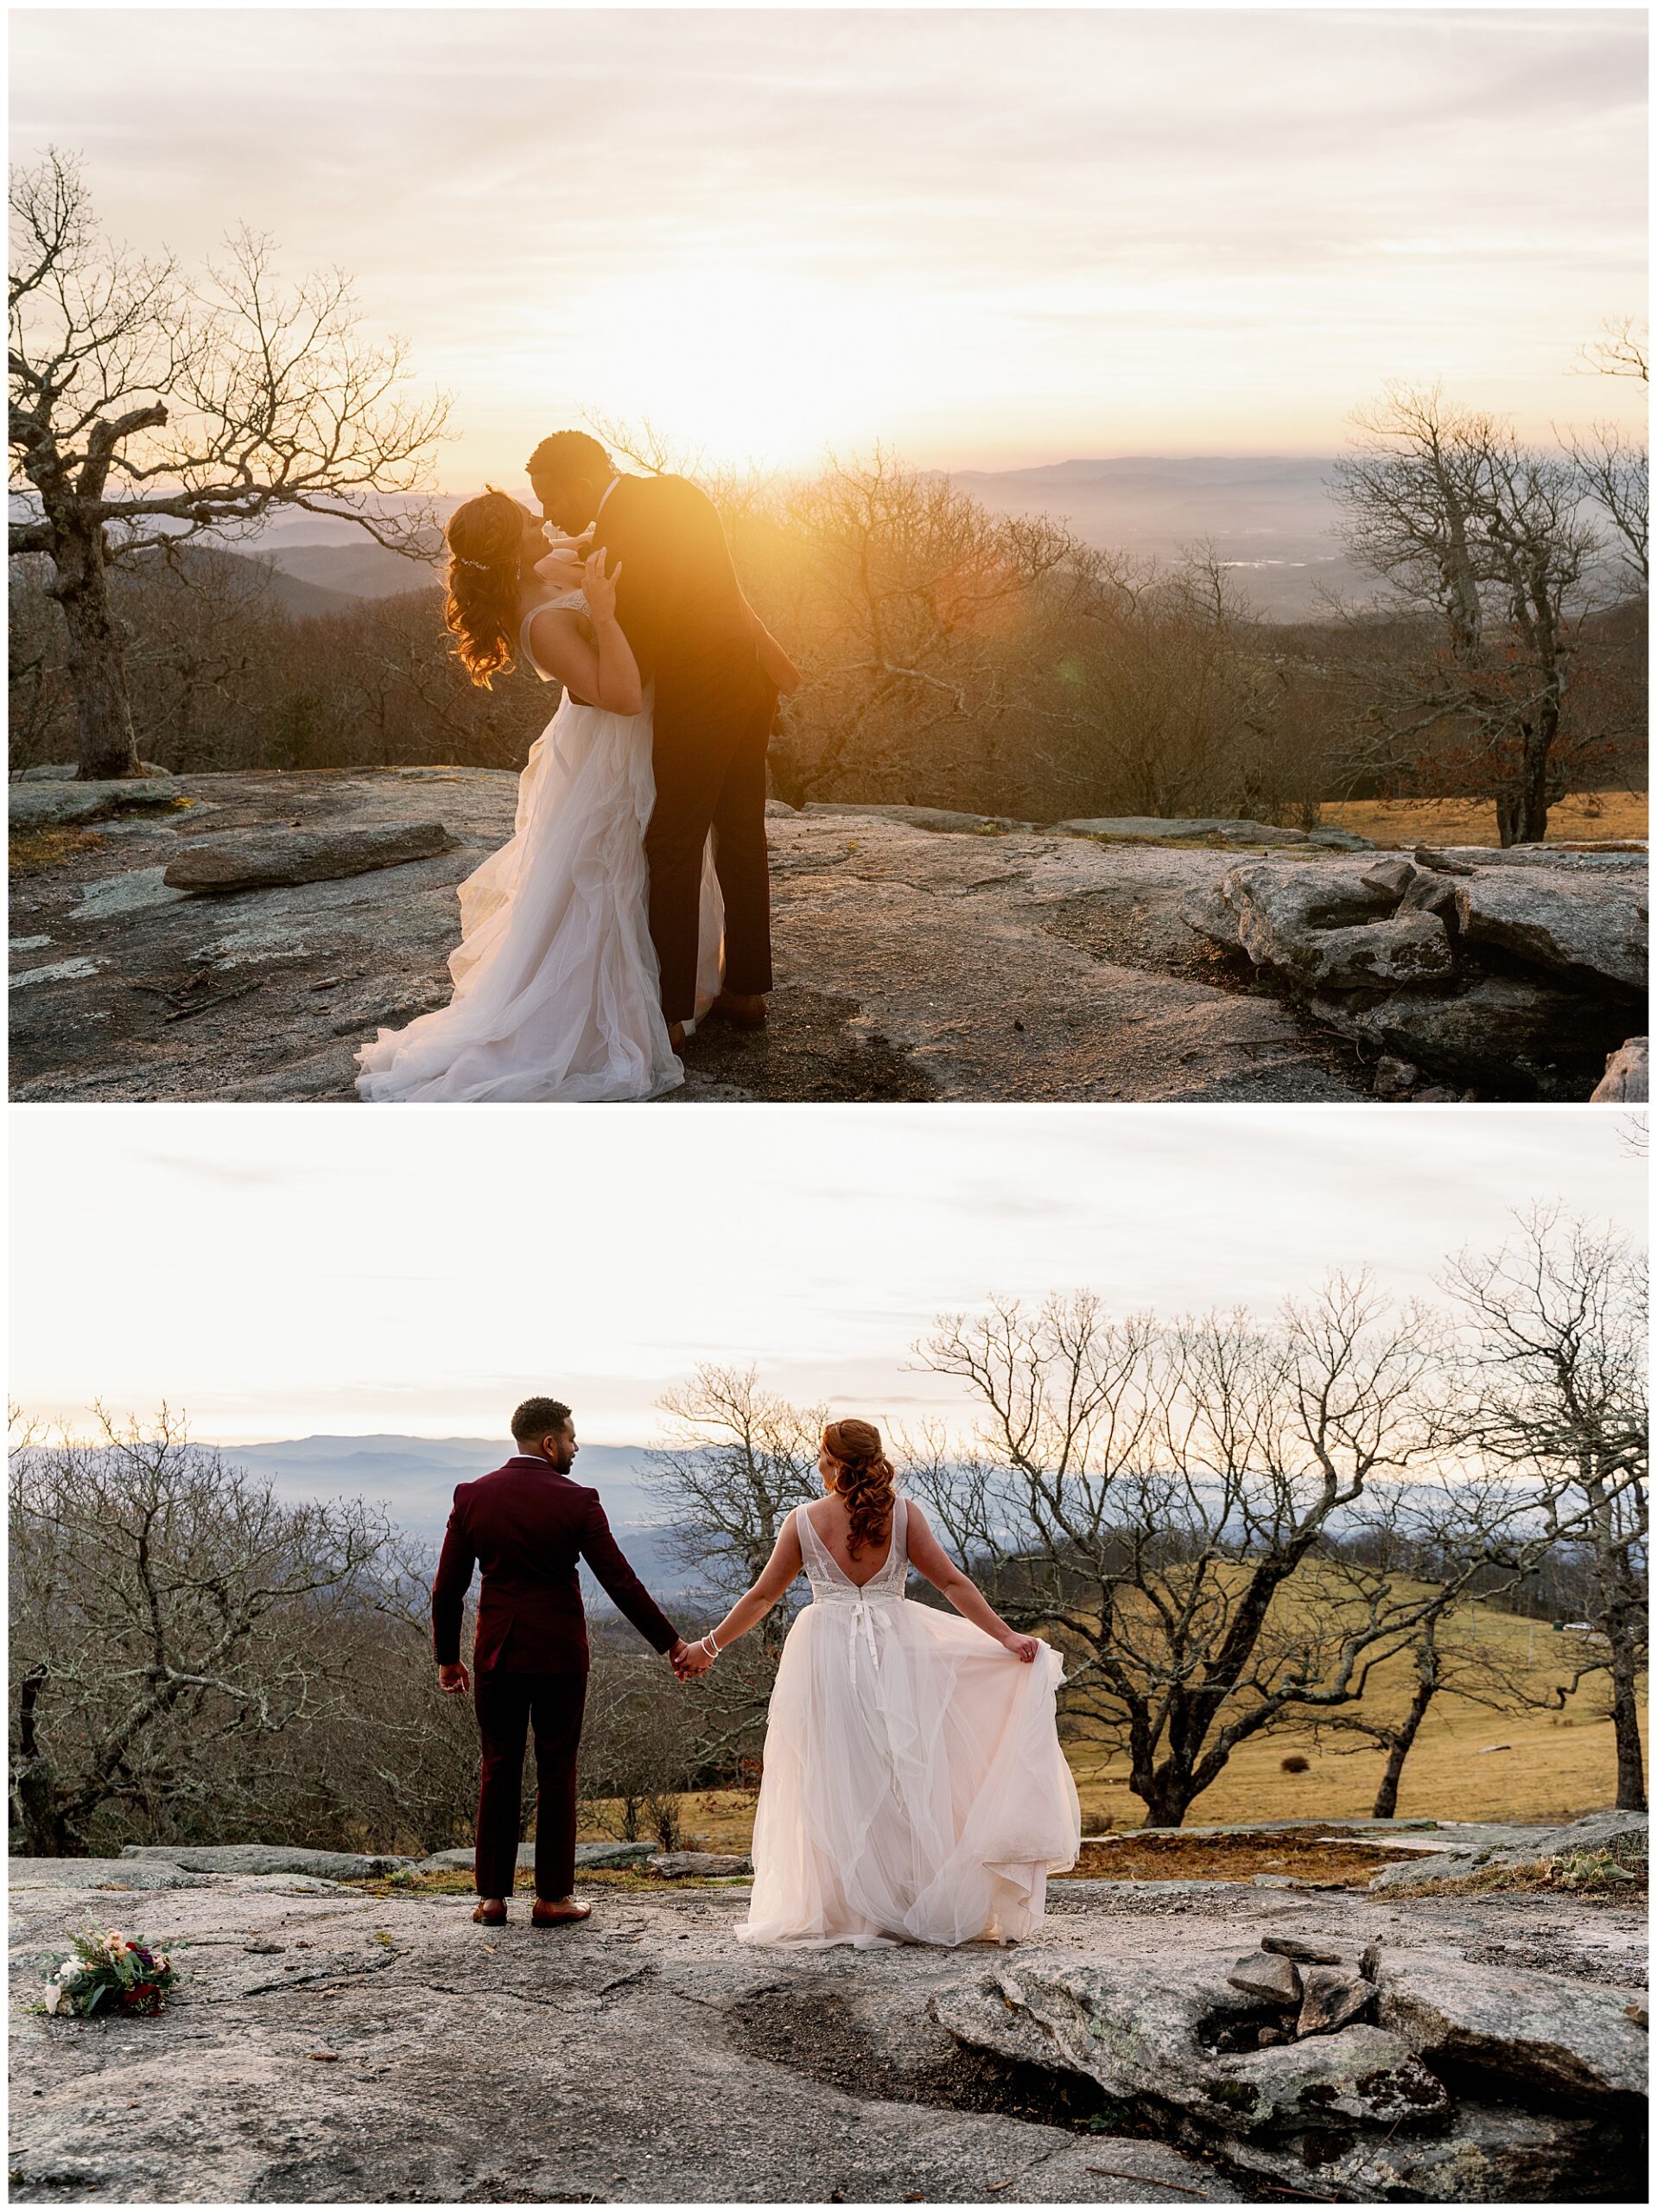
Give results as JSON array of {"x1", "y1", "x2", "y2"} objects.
[{"x1": 43, "y1": 1926, "x2": 179, "y2": 2017}]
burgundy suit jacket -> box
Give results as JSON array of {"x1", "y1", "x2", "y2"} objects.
[{"x1": 431, "y1": 1458, "x2": 679, "y2": 1674}]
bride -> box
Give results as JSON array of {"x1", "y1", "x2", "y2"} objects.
[
  {"x1": 356, "y1": 491, "x2": 791, "y2": 1103},
  {"x1": 684, "y1": 1419, "x2": 1081, "y2": 1949}
]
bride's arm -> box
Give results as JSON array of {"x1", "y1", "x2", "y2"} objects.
[
  {"x1": 523, "y1": 550, "x2": 643, "y2": 715},
  {"x1": 682, "y1": 1516, "x2": 804, "y2": 1671},
  {"x1": 905, "y1": 1503, "x2": 1040, "y2": 1661}
]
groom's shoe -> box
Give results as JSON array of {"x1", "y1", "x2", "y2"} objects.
[
  {"x1": 472, "y1": 1899, "x2": 507, "y2": 1926},
  {"x1": 709, "y1": 990, "x2": 767, "y2": 1030},
  {"x1": 667, "y1": 1021, "x2": 688, "y2": 1053},
  {"x1": 531, "y1": 1895, "x2": 593, "y2": 1929}
]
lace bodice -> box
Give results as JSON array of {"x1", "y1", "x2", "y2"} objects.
[{"x1": 795, "y1": 1497, "x2": 909, "y2": 1605}]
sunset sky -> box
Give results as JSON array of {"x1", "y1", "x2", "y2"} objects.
[
  {"x1": 10, "y1": 1106, "x2": 1645, "y2": 1446},
  {"x1": 10, "y1": 8, "x2": 1647, "y2": 480}
]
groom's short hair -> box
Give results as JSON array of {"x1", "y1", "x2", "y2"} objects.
[
  {"x1": 526, "y1": 431, "x2": 611, "y2": 486},
  {"x1": 511, "y1": 1395, "x2": 573, "y2": 1445}
]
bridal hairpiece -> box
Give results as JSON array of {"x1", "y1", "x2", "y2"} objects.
[{"x1": 454, "y1": 554, "x2": 492, "y2": 573}]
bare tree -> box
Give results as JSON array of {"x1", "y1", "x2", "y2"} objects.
[
  {"x1": 8, "y1": 149, "x2": 448, "y2": 778},
  {"x1": 1444, "y1": 1209, "x2": 1648, "y2": 1810},
  {"x1": 9, "y1": 1406, "x2": 396, "y2": 1853},
  {"x1": 911, "y1": 1283, "x2": 1540, "y2": 1828},
  {"x1": 1564, "y1": 316, "x2": 1649, "y2": 591},
  {"x1": 1331, "y1": 385, "x2": 1611, "y2": 843},
  {"x1": 646, "y1": 1364, "x2": 825, "y2": 1629}
]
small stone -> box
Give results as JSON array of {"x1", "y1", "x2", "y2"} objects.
[
  {"x1": 1297, "y1": 1967, "x2": 1377, "y2": 2037},
  {"x1": 1373, "y1": 1053, "x2": 1419, "y2": 1099},
  {"x1": 1260, "y1": 1937, "x2": 1346, "y2": 1967},
  {"x1": 1413, "y1": 1085, "x2": 1460, "y2": 1103},
  {"x1": 1361, "y1": 857, "x2": 1417, "y2": 900},
  {"x1": 307, "y1": 2050, "x2": 340, "y2": 2063},
  {"x1": 1592, "y1": 1038, "x2": 1648, "y2": 1104},
  {"x1": 1625, "y1": 2003, "x2": 1647, "y2": 2030},
  {"x1": 1227, "y1": 1951, "x2": 1302, "y2": 2005},
  {"x1": 1255, "y1": 2026, "x2": 1288, "y2": 2047}
]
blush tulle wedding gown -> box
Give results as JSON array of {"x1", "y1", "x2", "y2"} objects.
[
  {"x1": 355, "y1": 594, "x2": 723, "y2": 1104},
  {"x1": 739, "y1": 1498, "x2": 1082, "y2": 1950}
]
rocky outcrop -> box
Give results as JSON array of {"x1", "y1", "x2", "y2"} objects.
[
  {"x1": 933, "y1": 1935, "x2": 1647, "y2": 2202},
  {"x1": 1183, "y1": 847, "x2": 1647, "y2": 1099},
  {"x1": 10, "y1": 772, "x2": 182, "y2": 828},
  {"x1": 162, "y1": 821, "x2": 455, "y2": 893},
  {"x1": 119, "y1": 1842, "x2": 408, "y2": 1879},
  {"x1": 1057, "y1": 815, "x2": 1374, "y2": 851},
  {"x1": 1367, "y1": 1808, "x2": 1648, "y2": 1896},
  {"x1": 1593, "y1": 1036, "x2": 1650, "y2": 1103}
]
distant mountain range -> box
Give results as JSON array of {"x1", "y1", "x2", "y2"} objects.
[
  {"x1": 216, "y1": 459, "x2": 1356, "y2": 620},
  {"x1": 953, "y1": 455, "x2": 1359, "y2": 617},
  {"x1": 225, "y1": 1433, "x2": 691, "y2": 1597}
]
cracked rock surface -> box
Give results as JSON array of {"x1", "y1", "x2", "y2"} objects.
[
  {"x1": 12, "y1": 770, "x2": 1372, "y2": 1103},
  {"x1": 9, "y1": 1856, "x2": 1645, "y2": 2203}
]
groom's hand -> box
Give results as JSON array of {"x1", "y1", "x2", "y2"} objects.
[{"x1": 437, "y1": 1662, "x2": 470, "y2": 1695}]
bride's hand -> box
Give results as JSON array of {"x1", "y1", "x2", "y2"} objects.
[
  {"x1": 1001, "y1": 1632, "x2": 1040, "y2": 1663},
  {"x1": 581, "y1": 548, "x2": 622, "y2": 624}
]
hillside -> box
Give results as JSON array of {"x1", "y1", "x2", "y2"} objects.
[{"x1": 258, "y1": 539, "x2": 443, "y2": 601}]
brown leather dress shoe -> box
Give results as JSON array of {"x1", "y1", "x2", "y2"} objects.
[
  {"x1": 709, "y1": 991, "x2": 767, "y2": 1030},
  {"x1": 472, "y1": 1899, "x2": 507, "y2": 1925},
  {"x1": 530, "y1": 1897, "x2": 593, "y2": 1929}
]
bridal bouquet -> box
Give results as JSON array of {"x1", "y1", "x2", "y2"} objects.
[{"x1": 42, "y1": 1926, "x2": 179, "y2": 2018}]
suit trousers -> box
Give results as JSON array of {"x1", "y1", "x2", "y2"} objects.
[
  {"x1": 644, "y1": 672, "x2": 776, "y2": 1024},
  {"x1": 472, "y1": 1667, "x2": 587, "y2": 1901}
]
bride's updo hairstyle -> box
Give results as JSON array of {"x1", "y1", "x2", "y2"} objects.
[
  {"x1": 822, "y1": 1419, "x2": 896, "y2": 1557},
  {"x1": 444, "y1": 488, "x2": 528, "y2": 689}
]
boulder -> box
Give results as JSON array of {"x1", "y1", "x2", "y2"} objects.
[
  {"x1": 1368, "y1": 1808, "x2": 1648, "y2": 1895},
  {"x1": 575, "y1": 1840, "x2": 659, "y2": 1869},
  {"x1": 1374, "y1": 1953, "x2": 1647, "y2": 2101},
  {"x1": 1260, "y1": 1936, "x2": 1349, "y2": 1967},
  {"x1": 1592, "y1": 1037, "x2": 1649, "y2": 1103},
  {"x1": 1226, "y1": 1950, "x2": 1301, "y2": 2005},
  {"x1": 1060, "y1": 816, "x2": 1232, "y2": 841},
  {"x1": 1311, "y1": 974, "x2": 1592, "y2": 1084},
  {"x1": 10, "y1": 774, "x2": 182, "y2": 829},
  {"x1": 1453, "y1": 867, "x2": 1647, "y2": 994},
  {"x1": 119, "y1": 1843, "x2": 409, "y2": 1879},
  {"x1": 162, "y1": 821, "x2": 455, "y2": 893},
  {"x1": 1282, "y1": 910, "x2": 1455, "y2": 991},
  {"x1": 1296, "y1": 1965, "x2": 1376, "y2": 2036},
  {"x1": 646, "y1": 1851, "x2": 752, "y2": 1879},
  {"x1": 1305, "y1": 827, "x2": 1375, "y2": 852}
]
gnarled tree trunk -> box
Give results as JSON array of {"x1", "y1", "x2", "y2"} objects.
[{"x1": 50, "y1": 519, "x2": 144, "y2": 781}]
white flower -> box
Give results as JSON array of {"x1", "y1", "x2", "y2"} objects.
[{"x1": 43, "y1": 1983, "x2": 64, "y2": 2015}]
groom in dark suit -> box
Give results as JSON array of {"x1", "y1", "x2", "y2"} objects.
[
  {"x1": 432, "y1": 1395, "x2": 690, "y2": 1927},
  {"x1": 527, "y1": 431, "x2": 784, "y2": 1048}
]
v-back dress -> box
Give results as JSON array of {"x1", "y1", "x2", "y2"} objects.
[
  {"x1": 354, "y1": 594, "x2": 723, "y2": 1103},
  {"x1": 739, "y1": 1497, "x2": 1081, "y2": 1949}
]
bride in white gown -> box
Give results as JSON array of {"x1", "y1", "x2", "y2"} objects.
[
  {"x1": 682, "y1": 1419, "x2": 1081, "y2": 1949},
  {"x1": 355, "y1": 491, "x2": 722, "y2": 1104}
]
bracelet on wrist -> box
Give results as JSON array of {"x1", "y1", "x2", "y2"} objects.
[{"x1": 700, "y1": 1632, "x2": 721, "y2": 1661}]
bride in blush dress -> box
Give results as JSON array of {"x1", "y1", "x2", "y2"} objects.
[
  {"x1": 355, "y1": 490, "x2": 722, "y2": 1103},
  {"x1": 680, "y1": 1419, "x2": 1081, "y2": 1949}
]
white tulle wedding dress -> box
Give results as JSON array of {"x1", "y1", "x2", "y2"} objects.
[
  {"x1": 739, "y1": 1498, "x2": 1081, "y2": 1950},
  {"x1": 355, "y1": 594, "x2": 722, "y2": 1104}
]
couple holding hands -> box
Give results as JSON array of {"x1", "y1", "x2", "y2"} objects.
[{"x1": 432, "y1": 1396, "x2": 1081, "y2": 1947}]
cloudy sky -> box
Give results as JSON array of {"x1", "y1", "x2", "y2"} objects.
[
  {"x1": 10, "y1": 1105, "x2": 1644, "y2": 1446},
  {"x1": 10, "y1": 8, "x2": 1647, "y2": 478}
]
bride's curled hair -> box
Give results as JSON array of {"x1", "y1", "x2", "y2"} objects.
[
  {"x1": 444, "y1": 488, "x2": 528, "y2": 689},
  {"x1": 822, "y1": 1419, "x2": 897, "y2": 1556}
]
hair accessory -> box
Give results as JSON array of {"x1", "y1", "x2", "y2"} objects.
[{"x1": 454, "y1": 554, "x2": 492, "y2": 573}]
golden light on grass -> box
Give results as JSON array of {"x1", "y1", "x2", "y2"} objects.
[{"x1": 1322, "y1": 790, "x2": 1648, "y2": 849}]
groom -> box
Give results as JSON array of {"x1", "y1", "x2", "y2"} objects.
[
  {"x1": 526, "y1": 430, "x2": 778, "y2": 1049},
  {"x1": 432, "y1": 1395, "x2": 695, "y2": 1927}
]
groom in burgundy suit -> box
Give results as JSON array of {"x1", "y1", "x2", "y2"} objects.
[{"x1": 432, "y1": 1396, "x2": 691, "y2": 1927}]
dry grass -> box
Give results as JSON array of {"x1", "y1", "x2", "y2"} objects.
[
  {"x1": 8, "y1": 825, "x2": 111, "y2": 875},
  {"x1": 1319, "y1": 789, "x2": 1647, "y2": 849}
]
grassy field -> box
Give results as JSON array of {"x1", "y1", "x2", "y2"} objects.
[
  {"x1": 1319, "y1": 789, "x2": 1647, "y2": 848},
  {"x1": 580, "y1": 1599, "x2": 1647, "y2": 1852}
]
